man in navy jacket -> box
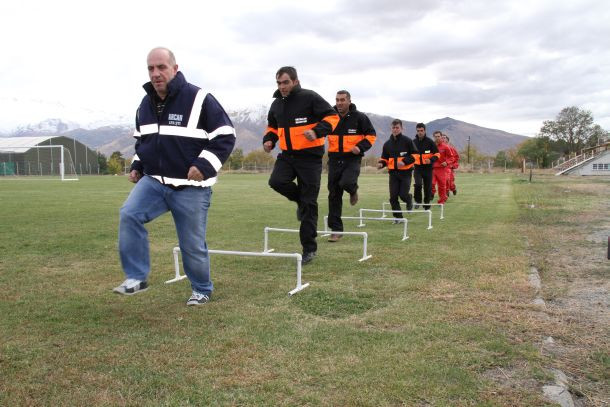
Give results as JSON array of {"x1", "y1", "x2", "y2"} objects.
[{"x1": 114, "y1": 47, "x2": 235, "y2": 306}]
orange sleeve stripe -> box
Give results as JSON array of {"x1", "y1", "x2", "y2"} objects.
[
  {"x1": 278, "y1": 123, "x2": 324, "y2": 150},
  {"x1": 322, "y1": 114, "x2": 340, "y2": 130},
  {"x1": 266, "y1": 126, "x2": 278, "y2": 135}
]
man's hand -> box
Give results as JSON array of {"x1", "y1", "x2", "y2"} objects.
[
  {"x1": 351, "y1": 146, "x2": 361, "y2": 155},
  {"x1": 303, "y1": 130, "x2": 317, "y2": 141},
  {"x1": 263, "y1": 141, "x2": 273, "y2": 153},
  {"x1": 377, "y1": 162, "x2": 384, "y2": 169},
  {"x1": 187, "y1": 166, "x2": 204, "y2": 181},
  {"x1": 128, "y1": 170, "x2": 141, "y2": 183},
  {"x1": 442, "y1": 162, "x2": 448, "y2": 167},
  {"x1": 423, "y1": 158, "x2": 431, "y2": 164},
  {"x1": 397, "y1": 160, "x2": 406, "y2": 169}
]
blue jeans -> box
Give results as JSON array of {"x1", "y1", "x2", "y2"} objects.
[{"x1": 119, "y1": 176, "x2": 213, "y2": 294}]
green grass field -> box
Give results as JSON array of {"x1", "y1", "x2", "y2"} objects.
[{"x1": 0, "y1": 172, "x2": 607, "y2": 406}]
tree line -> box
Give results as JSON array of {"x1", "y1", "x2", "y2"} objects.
[
  {"x1": 494, "y1": 106, "x2": 608, "y2": 169},
  {"x1": 99, "y1": 106, "x2": 608, "y2": 174}
]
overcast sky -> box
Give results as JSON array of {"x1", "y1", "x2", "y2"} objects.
[{"x1": 1, "y1": 0, "x2": 609, "y2": 136}]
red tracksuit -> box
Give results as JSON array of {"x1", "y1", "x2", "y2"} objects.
[
  {"x1": 432, "y1": 141, "x2": 452, "y2": 204},
  {"x1": 447, "y1": 145, "x2": 459, "y2": 193}
]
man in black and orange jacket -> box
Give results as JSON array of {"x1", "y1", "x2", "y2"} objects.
[
  {"x1": 377, "y1": 119, "x2": 418, "y2": 222},
  {"x1": 412, "y1": 123, "x2": 439, "y2": 210},
  {"x1": 326, "y1": 90, "x2": 376, "y2": 242},
  {"x1": 263, "y1": 66, "x2": 339, "y2": 264}
]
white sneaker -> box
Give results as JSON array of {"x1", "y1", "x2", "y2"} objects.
[
  {"x1": 186, "y1": 291, "x2": 210, "y2": 306},
  {"x1": 113, "y1": 278, "x2": 148, "y2": 295}
]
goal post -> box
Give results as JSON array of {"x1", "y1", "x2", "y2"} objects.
[{"x1": 0, "y1": 144, "x2": 79, "y2": 181}]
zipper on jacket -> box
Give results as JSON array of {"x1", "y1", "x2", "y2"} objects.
[
  {"x1": 151, "y1": 96, "x2": 167, "y2": 177},
  {"x1": 282, "y1": 97, "x2": 293, "y2": 151}
]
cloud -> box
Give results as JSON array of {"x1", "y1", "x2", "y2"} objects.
[{"x1": 1, "y1": 0, "x2": 609, "y2": 136}]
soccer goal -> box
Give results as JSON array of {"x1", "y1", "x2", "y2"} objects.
[{"x1": 0, "y1": 145, "x2": 79, "y2": 181}]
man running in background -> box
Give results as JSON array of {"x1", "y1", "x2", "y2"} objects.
[
  {"x1": 412, "y1": 123, "x2": 438, "y2": 210},
  {"x1": 377, "y1": 119, "x2": 417, "y2": 223},
  {"x1": 443, "y1": 133, "x2": 459, "y2": 195},
  {"x1": 326, "y1": 90, "x2": 376, "y2": 242},
  {"x1": 431, "y1": 130, "x2": 452, "y2": 205}
]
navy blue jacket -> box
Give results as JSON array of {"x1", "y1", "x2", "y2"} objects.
[{"x1": 131, "y1": 71, "x2": 235, "y2": 187}]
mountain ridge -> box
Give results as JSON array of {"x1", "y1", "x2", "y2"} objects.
[{"x1": 1, "y1": 111, "x2": 528, "y2": 158}]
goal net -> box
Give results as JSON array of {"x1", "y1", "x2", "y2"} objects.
[{"x1": 0, "y1": 145, "x2": 79, "y2": 181}]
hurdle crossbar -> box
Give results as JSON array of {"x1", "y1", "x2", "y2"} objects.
[
  {"x1": 382, "y1": 202, "x2": 444, "y2": 220},
  {"x1": 323, "y1": 215, "x2": 408, "y2": 241},
  {"x1": 169, "y1": 247, "x2": 308, "y2": 295},
  {"x1": 361, "y1": 208, "x2": 433, "y2": 230},
  {"x1": 263, "y1": 227, "x2": 372, "y2": 262}
]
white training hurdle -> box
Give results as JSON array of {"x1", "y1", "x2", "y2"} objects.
[
  {"x1": 168, "y1": 247, "x2": 309, "y2": 295},
  {"x1": 263, "y1": 227, "x2": 372, "y2": 262},
  {"x1": 360, "y1": 208, "x2": 433, "y2": 230},
  {"x1": 381, "y1": 202, "x2": 444, "y2": 220},
  {"x1": 323, "y1": 215, "x2": 409, "y2": 241}
]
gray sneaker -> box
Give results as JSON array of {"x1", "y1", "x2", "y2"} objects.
[
  {"x1": 302, "y1": 251, "x2": 316, "y2": 265},
  {"x1": 187, "y1": 291, "x2": 210, "y2": 306},
  {"x1": 113, "y1": 278, "x2": 148, "y2": 295}
]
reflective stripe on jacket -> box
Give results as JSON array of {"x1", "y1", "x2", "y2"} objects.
[
  {"x1": 379, "y1": 133, "x2": 418, "y2": 171},
  {"x1": 413, "y1": 135, "x2": 439, "y2": 168},
  {"x1": 131, "y1": 71, "x2": 235, "y2": 187},
  {"x1": 263, "y1": 85, "x2": 339, "y2": 157},
  {"x1": 327, "y1": 103, "x2": 376, "y2": 158}
]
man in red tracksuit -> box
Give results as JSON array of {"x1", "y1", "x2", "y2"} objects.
[
  {"x1": 443, "y1": 133, "x2": 459, "y2": 195},
  {"x1": 431, "y1": 131, "x2": 452, "y2": 204}
]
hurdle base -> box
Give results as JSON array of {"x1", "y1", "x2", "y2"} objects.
[
  {"x1": 264, "y1": 248, "x2": 275, "y2": 253},
  {"x1": 427, "y1": 226, "x2": 433, "y2": 230},
  {"x1": 165, "y1": 274, "x2": 188, "y2": 284},
  {"x1": 289, "y1": 282, "x2": 310, "y2": 296},
  {"x1": 358, "y1": 255, "x2": 373, "y2": 262}
]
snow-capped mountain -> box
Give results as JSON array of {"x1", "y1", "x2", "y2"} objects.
[
  {"x1": 11, "y1": 118, "x2": 82, "y2": 136},
  {"x1": 227, "y1": 105, "x2": 268, "y2": 124},
  {"x1": 0, "y1": 97, "x2": 131, "y2": 135},
  {"x1": 0, "y1": 104, "x2": 528, "y2": 158}
]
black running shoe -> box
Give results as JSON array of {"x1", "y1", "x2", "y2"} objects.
[{"x1": 302, "y1": 251, "x2": 316, "y2": 265}]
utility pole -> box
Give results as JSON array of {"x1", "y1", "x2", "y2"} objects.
[{"x1": 467, "y1": 136, "x2": 471, "y2": 164}]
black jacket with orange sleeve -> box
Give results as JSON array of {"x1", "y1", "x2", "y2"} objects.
[
  {"x1": 413, "y1": 134, "x2": 439, "y2": 169},
  {"x1": 327, "y1": 103, "x2": 376, "y2": 159},
  {"x1": 378, "y1": 133, "x2": 418, "y2": 171},
  {"x1": 263, "y1": 85, "x2": 339, "y2": 157}
]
